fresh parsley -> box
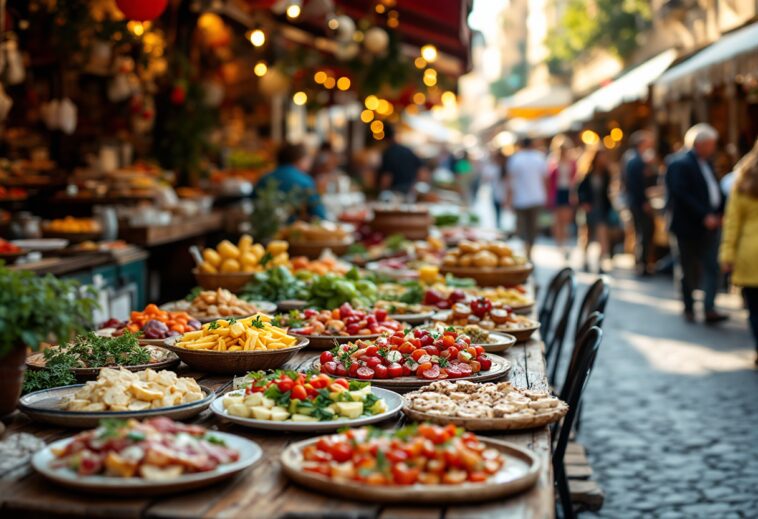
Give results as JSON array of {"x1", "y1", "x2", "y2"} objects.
[{"x1": 208, "y1": 321, "x2": 220, "y2": 330}]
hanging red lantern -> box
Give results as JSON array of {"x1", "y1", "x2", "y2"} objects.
[{"x1": 115, "y1": 0, "x2": 169, "y2": 21}]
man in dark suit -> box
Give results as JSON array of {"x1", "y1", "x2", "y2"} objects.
[
  {"x1": 623, "y1": 130, "x2": 656, "y2": 276},
  {"x1": 665, "y1": 124, "x2": 727, "y2": 324}
]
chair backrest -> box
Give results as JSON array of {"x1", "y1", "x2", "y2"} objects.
[
  {"x1": 560, "y1": 311, "x2": 604, "y2": 400},
  {"x1": 552, "y1": 326, "x2": 602, "y2": 463},
  {"x1": 538, "y1": 268, "x2": 576, "y2": 372},
  {"x1": 574, "y1": 278, "x2": 610, "y2": 341}
]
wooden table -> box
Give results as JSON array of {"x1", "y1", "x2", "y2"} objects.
[{"x1": 0, "y1": 340, "x2": 554, "y2": 519}]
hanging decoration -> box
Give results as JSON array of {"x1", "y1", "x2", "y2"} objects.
[
  {"x1": 363, "y1": 27, "x2": 389, "y2": 55},
  {"x1": 115, "y1": 0, "x2": 169, "y2": 22}
]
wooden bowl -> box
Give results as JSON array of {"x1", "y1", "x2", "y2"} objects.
[
  {"x1": 288, "y1": 238, "x2": 353, "y2": 259},
  {"x1": 163, "y1": 336, "x2": 309, "y2": 374},
  {"x1": 402, "y1": 400, "x2": 568, "y2": 431},
  {"x1": 440, "y1": 264, "x2": 533, "y2": 287},
  {"x1": 498, "y1": 321, "x2": 540, "y2": 343},
  {"x1": 193, "y1": 269, "x2": 254, "y2": 293}
]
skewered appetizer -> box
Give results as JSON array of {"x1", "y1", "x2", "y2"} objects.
[{"x1": 439, "y1": 298, "x2": 535, "y2": 331}]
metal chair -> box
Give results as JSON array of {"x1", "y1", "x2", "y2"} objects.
[
  {"x1": 552, "y1": 326, "x2": 603, "y2": 519},
  {"x1": 560, "y1": 311, "x2": 604, "y2": 400},
  {"x1": 574, "y1": 278, "x2": 610, "y2": 341},
  {"x1": 538, "y1": 268, "x2": 576, "y2": 386}
]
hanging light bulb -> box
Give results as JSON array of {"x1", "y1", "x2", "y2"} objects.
[
  {"x1": 254, "y1": 61, "x2": 268, "y2": 77},
  {"x1": 293, "y1": 91, "x2": 307, "y2": 105},
  {"x1": 336, "y1": 77, "x2": 351, "y2": 91},
  {"x1": 421, "y1": 44, "x2": 438, "y2": 63},
  {"x1": 249, "y1": 28, "x2": 265, "y2": 47},
  {"x1": 286, "y1": 4, "x2": 301, "y2": 19}
]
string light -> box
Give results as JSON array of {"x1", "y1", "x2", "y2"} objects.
[
  {"x1": 293, "y1": 91, "x2": 307, "y2": 105},
  {"x1": 412, "y1": 92, "x2": 426, "y2": 104},
  {"x1": 314, "y1": 71, "x2": 327, "y2": 84},
  {"x1": 370, "y1": 120, "x2": 384, "y2": 133},
  {"x1": 327, "y1": 17, "x2": 339, "y2": 30},
  {"x1": 581, "y1": 130, "x2": 600, "y2": 145},
  {"x1": 610, "y1": 128, "x2": 623, "y2": 142},
  {"x1": 603, "y1": 136, "x2": 616, "y2": 149},
  {"x1": 441, "y1": 91, "x2": 457, "y2": 106},
  {"x1": 421, "y1": 44, "x2": 438, "y2": 63},
  {"x1": 360, "y1": 110, "x2": 374, "y2": 123},
  {"x1": 423, "y1": 68, "x2": 437, "y2": 87},
  {"x1": 286, "y1": 4, "x2": 301, "y2": 19},
  {"x1": 128, "y1": 21, "x2": 146, "y2": 37},
  {"x1": 375, "y1": 4, "x2": 386, "y2": 14},
  {"x1": 373, "y1": 131, "x2": 385, "y2": 140},
  {"x1": 324, "y1": 77, "x2": 336, "y2": 89},
  {"x1": 376, "y1": 99, "x2": 392, "y2": 115},
  {"x1": 253, "y1": 61, "x2": 268, "y2": 77},
  {"x1": 414, "y1": 57, "x2": 426, "y2": 69},
  {"x1": 249, "y1": 29, "x2": 265, "y2": 47},
  {"x1": 337, "y1": 77, "x2": 351, "y2": 90},
  {"x1": 365, "y1": 95, "x2": 380, "y2": 110}
]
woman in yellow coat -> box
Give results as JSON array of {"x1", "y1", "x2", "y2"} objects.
[{"x1": 720, "y1": 142, "x2": 758, "y2": 364}]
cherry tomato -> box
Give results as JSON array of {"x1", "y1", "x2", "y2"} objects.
[
  {"x1": 367, "y1": 356, "x2": 383, "y2": 369},
  {"x1": 421, "y1": 345, "x2": 440, "y2": 356},
  {"x1": 387, "y1": 362, "x2": 403, "y2": 378},
  {"x1": 277, "y1": 378, "x2": 294, "y2": 392},
  {"x1": 322, "y1": 361, "x2": 337, "y2": 374},
  {"x1": 365, "y1": 345, "x2": 378, "y2": 356},
  {"x1": 330, "y1": 442, "x2": 353, "y2": 463},
  {"x1": 411, "y1": 349, "x2": 426, "y2": 362},
  {"x1": 477, "y1": 355, "x2": 492, "y2": 371},
  {"x1": 444, "y1": 365, "x2": 462, "y2": 378},
  {"x1": 419, "y1": 364, "x2": 440, "y2": 380},
  {"x1": 356, "y1": 366, "x2": 375, "y2": 379},
  {"x1": 392, "y1": 462, "x2": 420, "y2": 485},
  {"x1": 374, "y1": 308, "x2": 388, "y2": 321},
  {"x1": 319, "y1": 351, "x2": 334, "y2": 364},
  {"x1": 291, "y1": 384, "x2": 308, "y2": 400},
  {"x1": 348, "y1": 363, "x2": 361, "y2": 377},
  {"x1": 470, "y1": 360, "x2": 481, "y2": 373},
  {"x1": 334, "y1": 364, "x2": 348, "y2": 376},
  {"x1": 399, "y1": 342, "x2": 415, "y2": 354},
  {"x1": 458, "y1": 364, "x2": 473, "y2": 377},
  {"x1": 474, "y1": 345, "x2": 485, "y2": 356},
  {"x1": 373, "y1": 364, "x2": 388, "y2": 379},
  {"x1": 332, "y1": 377, "x2": 349, "y2": 389}
]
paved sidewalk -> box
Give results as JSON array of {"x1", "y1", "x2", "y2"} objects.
[{"x1": 531, "y1": 242, "x2": 758, "y2": 518}]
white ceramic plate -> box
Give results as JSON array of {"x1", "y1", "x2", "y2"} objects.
[
  {"x1": 12, "y1": 239, "x2": 69, "y2": 251},
  {"x1": 281, "y1": 436, "x2": 540, "y2": 503},
  {"x1": 211, "y1": 387, "x2": 403, "y2": 432},
  {"x1": 19, "y1": 384, "x2": 215, "y2": 428},
  {"x1": 32, "y1": 432, "x2": 262, "y2": 495}
]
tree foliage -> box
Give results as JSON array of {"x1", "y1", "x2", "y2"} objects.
[{"x1": 546, "y1": 0, "x2": 652, "y2": 73}]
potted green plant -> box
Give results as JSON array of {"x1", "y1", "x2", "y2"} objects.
[{"x1": 0, "y1": 266, "x2": 98, "y2": 416}]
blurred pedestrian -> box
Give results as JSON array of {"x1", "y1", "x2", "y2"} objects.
[
  {"x1": 719, "y1": 140, "x2": 758, "y2": 364},
  {"x1": 665, "y1": 123, "x2": 727, "y2": 324},
  {"x1": 505, "y1": 137, "x2": 548, "y2": 259},
  {"x1": 453, "y1": 150, "x2": 477, "y2": 207},
  {"x1": 311, "y1": 143, "x2": 350, "y2": 194},
  {"x1": 577, "y1": 146, "x2": 614, "y2": 273},
  {"x1": 377, "y1": 123, "x2": 424, "y2": 195},
  {"x1": 623, "y1": 130, "x2": 656, "y2": 276},
  {"x1": 481, "y1": 150, "x2": 507, "y2": 228},
  {"x1": 255, "y1": 142, "x2": 326, "y2": 220},
  {"x1": 547, "y1": 135, "x2": 577, "y2": 259}
]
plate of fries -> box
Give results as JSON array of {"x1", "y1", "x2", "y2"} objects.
[{"x1": 164, "y1": 314, "x2": 309, "y2": 374}]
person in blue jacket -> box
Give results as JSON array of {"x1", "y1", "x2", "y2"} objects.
[{"x1": 255, "y1": 142, "x2": 327, "y2": 220}]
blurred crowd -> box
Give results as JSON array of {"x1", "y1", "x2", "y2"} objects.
[{"x1": 254, "y1": 122, "x2": 758, "y2": 362}]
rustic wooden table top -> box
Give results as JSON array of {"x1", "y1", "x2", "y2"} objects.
[{"x1": 0, "y1": 340, "x2": 554, "y2": 519}]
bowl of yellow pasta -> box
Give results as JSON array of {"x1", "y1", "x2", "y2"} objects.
[{"x1": 164, "y1": 314, "x2": 309, "y2": 374}]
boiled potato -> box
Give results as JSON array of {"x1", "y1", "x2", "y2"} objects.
[
  {"x1": 220, "y1": 258, "x2": 241, "y2": 273},
  {"x1": 203, "y1": 248, "x2": 222, "y2": 267},
  {"x1": 473, "y1": 250, "x2": 498, "y2": 268},
  {"x1": 199, "y1": 261, "x2": 217, "y2": 274},
  {"x1": 217, "y1": 240, "x2": 241, "y2": 259}
]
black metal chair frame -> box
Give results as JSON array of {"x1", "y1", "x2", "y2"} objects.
[
  {"x1": 552, "y1": 326, "x2": 603, "y2": 519},
  {"x1": 574, "y1": 278, "x2": 610, "y2": 342},
  {"x1": 538, "y1": 267, "x2": 577, "y2": 387}
]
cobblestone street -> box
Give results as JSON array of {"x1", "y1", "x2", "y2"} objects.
[{"x1": 532, "y1": 242, "x2": 758, "y2": 518}]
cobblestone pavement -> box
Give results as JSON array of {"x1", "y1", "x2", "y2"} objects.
[{"x1": 531, "y1": 242, "x2": 758, "y2": 519}]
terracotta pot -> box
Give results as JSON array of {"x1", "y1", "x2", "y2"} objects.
[{"x1": 0, "y1": 344, "x2": 26, "y2": 417}]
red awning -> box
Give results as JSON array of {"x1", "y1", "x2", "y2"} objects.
[{"x1": 240, "y1": 0, "x2": 472, "y2": 70}]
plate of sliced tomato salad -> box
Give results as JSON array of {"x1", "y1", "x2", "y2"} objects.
[{"x1": 281, "y1": 424, "x2": 540, "y2": 503}]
